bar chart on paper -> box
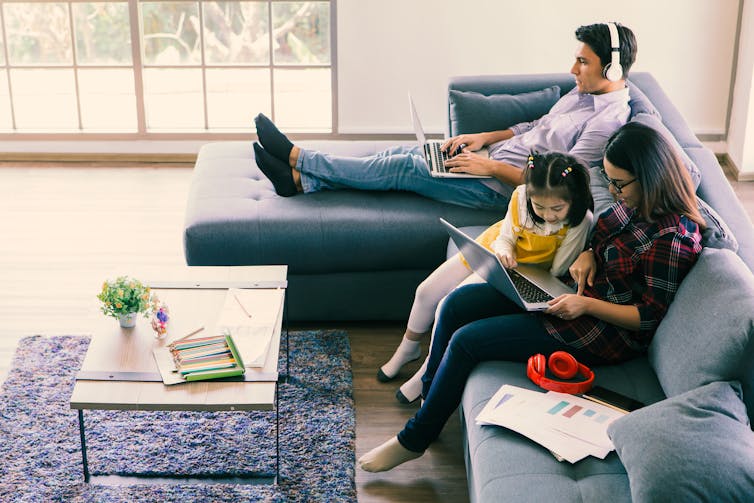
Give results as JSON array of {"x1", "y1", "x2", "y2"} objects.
[{"x1": 476, "y1": 385, "x2": 626, "y2": 463}]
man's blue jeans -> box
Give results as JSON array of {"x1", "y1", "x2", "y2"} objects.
[
  {"x1": 397, "y1": 282, "x2": 609, "y2": 453},
  {"x1": 297, "y1": 145, "x2": 510, "y2": 211}
]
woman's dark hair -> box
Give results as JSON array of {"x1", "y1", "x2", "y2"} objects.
[
  {"x1": 604, "y1": 122, "x2": 705, "y2": 228},
  {"x1": 575, "y1": 23, "x2": 637, "y2": 79},
  {"x1": 524, "y1": 151, "x2": 592, "y2": 227}
]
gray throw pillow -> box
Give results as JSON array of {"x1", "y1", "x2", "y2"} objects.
[
  {"x1": 607, "y1": 381, "x2": 754, "y2": 503},
  {"x1": 697, "y1": 196, "x2": 739, "y2": 251},
  {"x1": 630, "y1": 112, "x2": 702, "y2": 189},
  {"x1": 648, "y1": 247, "x2": 754, "y2": 423},
  {"x1": 449, "y1": 86, "x2": 560, "y2": 135}
]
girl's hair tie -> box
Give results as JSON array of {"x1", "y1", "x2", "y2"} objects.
[
  {"x1": 561, "y1": 166, "x2": 573, "y2": 177},
  {"x1": 527, "y1": 155, "x2": 535, "y2": 170}
]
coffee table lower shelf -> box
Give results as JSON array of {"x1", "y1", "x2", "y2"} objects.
[{"x1": 74, "y1": 382, "x2": 281, "y2": 486}]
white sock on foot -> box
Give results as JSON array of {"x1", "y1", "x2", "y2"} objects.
[
  {"x1": 358, "y1": 436, "x2": 423, "y2": 472},
  {"x1": 379, "y1": 336, "x2": 421, "y2": 380},
  {"x1": 398, "y1": 356, "x2": 427, "y2": 403}
]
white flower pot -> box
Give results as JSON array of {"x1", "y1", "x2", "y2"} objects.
[{"x1": 118, "y1": 312, "x2": 138, "y2": 328}]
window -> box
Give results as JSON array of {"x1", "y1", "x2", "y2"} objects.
[{"x1": 0, "y1": 0, "x2": 333, "y2": 135}]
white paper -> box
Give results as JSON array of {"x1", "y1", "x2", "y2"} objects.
[
  {"x1": 475, "y1": 384, "x2": 626, "y2": 463},
  {"x1": 214, "y1": 288, "x2": 284, "y2": 367}
]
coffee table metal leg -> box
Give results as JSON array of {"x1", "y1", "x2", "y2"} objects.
[
  {"x1": 78, "y1": 409, "x2": 91, "y2": 483},
  {"x1": 275, "y1": 381, "x2": 280, "y2": 482}
]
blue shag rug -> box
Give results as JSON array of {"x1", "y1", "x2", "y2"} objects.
[{"x1": 0, "y1": 330, "x2": 355, "y2": 502}]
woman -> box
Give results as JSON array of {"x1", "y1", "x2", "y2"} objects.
[{"x1": 358, "y1": 121, "x2": 705, "y2": 472}]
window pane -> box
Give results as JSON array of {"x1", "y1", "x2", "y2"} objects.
[
  {"x1": 141, "y1": 2, "x2": 201, "y2": 65},
  {"x1": 206, "y1": 68, "x2": 270, "y2": 129},
  {"x1": 0, "y1": 23, "x2": 5, "y2": 65},
  {"x1": 10, "y1": 69, "x2": 77, "y2": 130},
  {"x1": 0, "y1": 72, "x2": 12, "y2": 130},
  {"x1": 272, "y1": 2, "x2": 330, "y2": 65},
  {"x1": 4, "y1": 3, "x2": 72, "y2": 65},
  {"x1": 78, "y1": 69, "x2": 137, "y2": 130},
  {"x1": 73, "y1": 2, "x2": 133, "y2": 65},
  {"x1": 143, "y1": 68, "x2": 203, "y2": 130},
  {"x1": 203, "y1": 1, "x2": 269, "y2": 64},
  {"x1": 274, "y1": 68, "x2": 330, "y2": 131}
]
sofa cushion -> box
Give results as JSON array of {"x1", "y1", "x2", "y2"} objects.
[
  {"x1": 630, "y1": 112, "x2": 701, "y2": 189},
  {"x1": 608, "y1": 381, "x2": 754, "y2": 502},
  {"x1": 449, "y1": 86, "x2": 560, "y2": 135},
  {"x1": 698, "y1": 196, "x2": 739, "y2": 251},
  {"x1": 648, "y1": 247, "x2": 754, "y2": 422}
]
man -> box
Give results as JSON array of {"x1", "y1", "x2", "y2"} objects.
[{"x1": 253, "y1": 22, "x2": 637, "y2": 212}]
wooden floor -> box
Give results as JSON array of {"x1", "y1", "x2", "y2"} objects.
[
  {"x1": 0, "y1": 162, "x2": 468, "y2": 502},
  {"x1": 0, "y1": 160, "x2": 752, "y2": 502}
]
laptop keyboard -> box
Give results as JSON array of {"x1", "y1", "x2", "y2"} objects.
[
  {"x1": 508, "y1": 269, "x2": 553, "y2": 303},
  {"x1": 427, "y1": 142, "x2": 449, "y2": 172}
]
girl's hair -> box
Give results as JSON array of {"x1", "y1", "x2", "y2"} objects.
[
  {"x1": 604, "y1": 122, "x2": 705, "y2": 228},
  {"x1": 524, "y1": 151, "x2": 593, "y2": 226}
]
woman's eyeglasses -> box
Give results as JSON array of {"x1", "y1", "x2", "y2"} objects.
[{"x1": 600, "y1": 167, "x2": 637, "y2": 194}]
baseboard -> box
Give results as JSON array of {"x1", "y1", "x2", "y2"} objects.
[
  {"x1": 0, "y1": 152, "x2": 197, "y2": 164},
  {"x1": 719, "y1": 153, "x2": 754, "y2": 182}
]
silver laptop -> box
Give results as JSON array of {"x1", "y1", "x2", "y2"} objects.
[
  {"x1": 409, "y1": 94, "x2": 491, "y2": 179},
  {"x1": 440, "y1": 218, "x2": 575, "y2": 311}
]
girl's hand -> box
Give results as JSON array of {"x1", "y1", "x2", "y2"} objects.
[
  {"x1": 569, "y1": 250, "x2": 596, "y2": 295},
  {"x1": 496, "y1": 252, "x2": 518, "y2": 269},
  {"x1": 546, "y1": 294, "x2": 592, "y2": 320},
  {"x1": 441, "y1": 134, "x2": 485, "y2": 155}
]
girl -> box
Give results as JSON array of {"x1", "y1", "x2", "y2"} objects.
[
  {"x1": 359, "y1": 121, "x2": 705, "y2": 473},
  {"x1": 380, "y1": 151, "x2": 594, "y2": 404}
]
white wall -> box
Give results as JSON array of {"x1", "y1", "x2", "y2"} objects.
[
  {"x1": 728, "y1": 0, "x2": 754, "y2": 176},
  {"x1": 337, "y1": 0, "x2": 740, "y2": 137}
]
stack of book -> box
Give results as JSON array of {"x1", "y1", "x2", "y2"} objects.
[{"x1": 169, "y1": 334, "x2": 245, "y2": 381}]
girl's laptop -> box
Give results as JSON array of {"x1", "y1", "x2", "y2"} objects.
[
  {"x1": 440, "y1": 218, "x2": 575, "y2": 311},
  {"x1": 409, "y1": 94, "x2": 491, "y2": 179}
]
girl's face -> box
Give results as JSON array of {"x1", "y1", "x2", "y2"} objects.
[
  {"x1": 529, "y1": 194, "x2": 571, "y2": 224},
  {"x1": 603, "y1": 157, "x2": 641, "y2": 209}
]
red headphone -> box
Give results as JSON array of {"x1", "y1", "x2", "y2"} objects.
[{"x1": 526, "y1": 351, "x2": 595, "y2": 394}]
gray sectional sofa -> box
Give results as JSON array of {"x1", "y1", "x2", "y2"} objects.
[{"x1": 184, "y1": 73, "x2": 754, "y2": 501}]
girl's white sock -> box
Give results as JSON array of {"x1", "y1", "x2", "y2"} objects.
[
  {"x1": 358, "y1": 436, "x2": 423, "y2": 472},
  {"x1": 377, "y1": 336, "x2": 421, "y2": 382},
  {"x1": 396, "y1": 357, "x2": 428, "y2": 404}
]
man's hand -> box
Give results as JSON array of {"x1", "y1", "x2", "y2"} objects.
[
  {"x1": 545, "y1": 294, "x2": 592, "y2": 320},
  {"x1": 441, "y1": 134, "x2": 486, "y2": 154},
  {"x1": 569, "y1": 250, "x2": 596, "y2": 295},
  {"x1": 444, "y1": 150, "x2": 497, "y2": 176}
]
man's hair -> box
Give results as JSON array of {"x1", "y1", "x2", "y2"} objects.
[
  {"x1": 524, "y1": 151, "x2": 593, "y2": 227},
  {"x1": 604, "y1": 122, "x2": 704, "y2": 228},
  {"x1": 575, "y1": 23, "x2": 637, "y2": 79}
]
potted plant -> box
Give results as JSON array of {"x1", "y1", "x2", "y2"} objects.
[{"x1": 97, "y1": 276, "x2": 156, "y2": 328}]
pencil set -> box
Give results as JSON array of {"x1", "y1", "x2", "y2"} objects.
[{"x1": 169, "y1": 333, "x2": 245, "y2": 381}]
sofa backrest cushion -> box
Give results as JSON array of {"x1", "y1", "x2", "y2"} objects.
[
  {"x1": 449, "y1": 86, "x2": 560, "y2": 135},
  {"x1": 648, "y1": 247, "x2": 754, "y2": 423},
  {"x1": 629, "y1": 112, "x2": 701, "y2": 189},
  {"x1": 607, "y1": 381, "x2": 754, "y2": 501}
]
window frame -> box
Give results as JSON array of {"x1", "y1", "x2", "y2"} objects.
[{"x1": 0, "y1": 0, "x2": 338, "y2": 140}]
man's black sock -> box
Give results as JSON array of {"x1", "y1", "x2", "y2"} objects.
[
  {"x1": 253, "y1": 142, "x2": 297, "y2": 197},
  {"x1": 254, "y1": 113, "x2": 294, "y2": 164}
]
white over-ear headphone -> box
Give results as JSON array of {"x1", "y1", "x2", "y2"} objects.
[{"x1": 603, "y1": 22, "x2": 623, "y2": 82}]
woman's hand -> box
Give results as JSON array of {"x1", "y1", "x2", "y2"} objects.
[
  {"x1": 496, "y1": 251, "x2": 518, "y2": 269},
  {"x1": 545, "y1": 294, "x2": 593, "y2": 320},
  {"x1": 441, "y1": 134, "x2": 486, "y2": 155},
  {"x1": 569, "y1": 250, "x2": 597, "y2": 295}
]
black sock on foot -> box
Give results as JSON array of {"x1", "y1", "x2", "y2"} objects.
[
  {"x1": 254, "y1": 113, "x2": 294, "y2": 164},
  {"x1": 253, "y1": 142, "x2": 297, "y2": 197}
]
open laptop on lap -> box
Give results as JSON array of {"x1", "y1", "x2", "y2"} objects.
[
  {"x1": 440, "y1": 218, "x2": 575, "y2": 311},
  {"x1": 409, "y1": 94, "x2": 491, "y2": 179}
]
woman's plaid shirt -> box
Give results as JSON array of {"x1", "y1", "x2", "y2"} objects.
[{"x1": 543, "y1": 201, "x2": 703, "y2": 362}]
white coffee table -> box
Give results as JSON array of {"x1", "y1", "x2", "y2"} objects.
[{"x1": 69, "y1": 265, "x2": 287, "y2": 485}]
